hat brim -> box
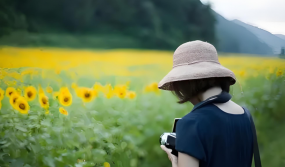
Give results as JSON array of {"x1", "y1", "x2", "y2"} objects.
[{"x1": 158, "y1": 62, "x2": 236, "y2": 90}]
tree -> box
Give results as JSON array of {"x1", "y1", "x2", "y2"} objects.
[{"x1": 281, "y1": 47, "x2": 285, "y2": 55}]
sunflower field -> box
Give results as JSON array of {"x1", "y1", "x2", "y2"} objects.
[{"x1": 0, "y1": 47, "x2": 285, "y2": 167}]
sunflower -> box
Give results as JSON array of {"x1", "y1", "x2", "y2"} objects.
[
  {"x1": 0, "y1": 102, "x2": 2, "y2": 110},
  {"x1": 58, "y1": 91, "x2": 72, "y2": 106},
  {"x1": 59, "y1": 87, "x2": 70, "y2": 94},
  {"x1": 103, "y1": 162, "x2": 110, "y2": 167},
  {"x1": 71, "y1": 83, "x2": 78, "y2": 89},
  {"x1": 239, "y1": 70, "x2": 246, "y2": 77},
  {"x1": 38, "y1": 85, "x2": 45, "y2": 94},
  {"x1": 127, "y1": 91, "x2": 136, "y2": 99},
  {"x1": 39, "y1": 93, "x2": 49, "y2": 109},
  {"x1": 6, "y1": 87, "x2": 16, "y2": 98},
  {"x1": 105, "y1": 90, "x2": 114, "y2": 99},
  {"x1": 75, "y1": 87, "x2": 83, "y2": 97},
  {"x1": 145, "y1": 82, "x2": 159, "y2": 93},
  {"x1": 269, "y1": 67, "x2": 275, "y2": 74},
  {"x1": 116, "y1": 88, "x2": 126, "y2": 99},
  {"x1": 77, "y1": 87, "x2": 97, "y2": 102},
  {"x1": 276, "y1": 69, "x2": 283, "y2": 77},
  {"x1": 15, "y1": 97, "x2": 30, "y2": 114},
  {"x1": 24, "y1": 86, "x2": 37, "y2": 101},
  {"x1": 114, "y1": 85, "x2": 127, "y2": 99},
  {"x1": 16, "y1": 88, "x2": 22, "y2": 95},
  {"x1": 46, "y1": 86, "x2": 53, "y2": 93},
  {"x1": 150, "y1": 82, "x2": 159, "y2": 92},
  {"x1": 53, "y1": 91, "x2": 60, "y2": 99},
  {"x1": 103, "y1": 84, "x2": 114, "y2": 99},
  {"x1": 59, "y1": 107, "x2": 68, "y2": 116},
  {"x1": 9, "y1": 93, "x2": 20, "y2": 109},
  {"x1": 93, "y1": 82, "x2": 104, "y2": 92},
  {"x1": 126, "y1": 81, "x2": 131, "y2": 87},
  {"x1": 0, "y1": 88, "x2": 4, "y2": 101}
]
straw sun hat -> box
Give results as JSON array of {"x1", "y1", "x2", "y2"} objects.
[{"x1": 158, "y1": 40, "x2": 236, "y2": 90}]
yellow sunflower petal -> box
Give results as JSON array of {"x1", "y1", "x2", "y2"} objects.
[
  {"x1": 24, "y1": 86, "x2": 37, "y2": 101},
  {"x1": 16, "y1": 97, "x2": 30, "y2": 114},
  {"x1": 6, "y1": 87, "x2": 16, "y2": 98},
  {"x1": 59, "y1": 107, "x2": 68, "y2": 116},
  {"x1": 104, "y1": 162, "x2": 110, "y2": 167},
  {"x1": 127, "y1": 91, "x2": 136, "y2": 99},
  {"x1": 46, "y1": 86, "x2": 53, "y2": 93},
  {"x1": 77, "y1": 87, "x2": 96, "y2": 103},
  {"x1": 58, "y1": 90, "x2": 72, "y2": 106},
  {"x1": 0, "y1": 88, "x2": 5, "y2": 101},
  {"x1": 39, "y1": 93, "x2": 49, "y2": 109},
  {"x1": 9, "y1": 93, "x2": 20, "y2": 109}
]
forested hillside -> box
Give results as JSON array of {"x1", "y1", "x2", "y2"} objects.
[
  {"x1": 0, "y1": 0, "x2": 275, "y2": 55},
  {"x1": 275, "y1": 34, "x2": 285, "y2": 41},
  {"x1": 215, "y1": 13, "x2": 273, "y2": 55},
  {"x1": 233, "y1": 20, "x2": 285, "y2": 55},
  {"x1": 0, "y1": 0, "x2": 216, "y2": 50}
]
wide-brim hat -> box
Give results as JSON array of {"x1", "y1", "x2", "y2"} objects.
[{"x1": 158, "y1": 40, "x2": 236, "y2": 90}]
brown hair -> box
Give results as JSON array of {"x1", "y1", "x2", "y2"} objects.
[{"x1": 170, "y1": 77, "x2": 232, "y2": 104}]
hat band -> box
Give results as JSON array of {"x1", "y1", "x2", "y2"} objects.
[{"x1": 172, "y1": 60, "x2": 221, "y2": 68}]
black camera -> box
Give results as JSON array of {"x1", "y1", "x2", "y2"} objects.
[{"x1": 159, "y1": 118, "x2": 180, "y2": 157}]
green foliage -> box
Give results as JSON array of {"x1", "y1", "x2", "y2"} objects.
[
  {"x1": 0, "y1": 32, "x2": 143, "y2": 49},
  {"x1": 0, "y1": 0, "x2": 28, "y2": 37},
  {"x1": 0, "y1": 70, "x2": 285, "y2": 166},
  {"x1": 232, "y1": 75, "x2": 285, "y2": 167}
]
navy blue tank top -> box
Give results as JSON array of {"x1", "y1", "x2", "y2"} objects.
[{"x1": 175, "y1": 103, "x2": 253, "y2": 167}]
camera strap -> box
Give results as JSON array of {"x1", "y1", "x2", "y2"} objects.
[
  {"x1": 190, "y1": 91, "x2": 261, "y2": 167},
  {"x1": 243, "y1": 107, "x2": 262, "y2": 167}
]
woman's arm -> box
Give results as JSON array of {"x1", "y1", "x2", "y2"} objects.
[
  {"x1": 161, "y1": 145, "x2": 199, "y2": 167},
  {"x1": 178, "y1": 152, "x2": 199, "y2": 167}
]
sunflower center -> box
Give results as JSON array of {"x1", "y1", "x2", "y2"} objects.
[
  {"x1": 9, "y1": 91, "x2": 13, "y2": 95},
  {"x1": 42, "y1": 98, "x2": 47, "y2": 104},
  {"x1": 27, "y1": 91, "x2": 33, "y2": 98},
  {"x1": 13, "y1": 97, "x2": 18, "y2": 104},
  {"x1": 19, "y1": 103, "x2": 25, "y2": 110},
  {"x1": 64, "y1": 97, "x2": 69, "y2": 102},
  {"x1": 85, "y1": 92, "x2": 90, "y2": 98}
]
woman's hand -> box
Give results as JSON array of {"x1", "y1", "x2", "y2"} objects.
[{"x1": 161, "y1": 145, "x2": 178, "y2": 167}]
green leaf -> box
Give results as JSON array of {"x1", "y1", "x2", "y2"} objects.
[{"x1": 15, "y1": 126, "x2": 27, "y2": 132}]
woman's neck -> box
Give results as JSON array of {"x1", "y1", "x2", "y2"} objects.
[{"x1": 200, "y1": 87, "x2": 222, "y2": 101}]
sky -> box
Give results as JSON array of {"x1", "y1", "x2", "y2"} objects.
[{"x1": 200, "y1": 0, "x2": 285, "y2": 35}]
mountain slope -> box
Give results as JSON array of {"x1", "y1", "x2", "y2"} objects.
[
  {"x1": 275, "y1": 34, "x2": 285, "y2": 41},
  {"x1": 214, "y1": 13, "x2": 273, "y2": 55},
  {"x1": 233, "y1": 20, "x2": 285, "y2": 54}
]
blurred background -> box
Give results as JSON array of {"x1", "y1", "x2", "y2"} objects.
[
  {"x1": 0, "y1": 0, "x2": 285, "y2": 167},
  {"x1": 1, "y1": 0, "x2": 285, "y2": 55}
]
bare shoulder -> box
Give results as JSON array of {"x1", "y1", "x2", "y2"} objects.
[{"x1": 213, "y1": 100, "x2": 245, "y2": 115}]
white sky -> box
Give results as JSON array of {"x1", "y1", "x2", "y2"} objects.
[{"x1": 200, "y1": 0, "x2": 285, "y2": 35}]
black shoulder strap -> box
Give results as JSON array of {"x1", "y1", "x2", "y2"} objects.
[{"x1": 243, "y1": 107, "x2": 262, "y2": 167}]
